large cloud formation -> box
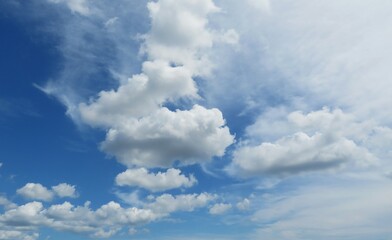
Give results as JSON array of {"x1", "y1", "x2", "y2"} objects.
[{"x1": 78, "y1": 0, "x2": 235, "y2": 168}]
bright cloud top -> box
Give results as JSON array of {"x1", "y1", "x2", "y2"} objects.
[
  {"x1": 229, "y1": 107, "x2": 385, "y2": 177},
  {"x1": 16, "y1": 183, "x2": 78, "y2": 202},
  {"x1": 115, "y1": 168, "x2": 197, "y2": 192}
]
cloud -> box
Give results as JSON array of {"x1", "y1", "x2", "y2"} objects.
[
  {"x1": 0, "y1": 197, "x2": 17, "y2": 210},
  {"x1": 229, "y1": 107, "x2": 381, "y2": 177},
  {"x1": 231, "y1": 132, "x2": 374, "y2": 177},
  {"x1": 249, "y1": 177, "x2": 392, "y2": 240},
  {"x1": 101, "y1": 105, "x2": 233, "y2": 168},
  {"x1": 0, "y1": 192, "x2": 217, "y2": 239},
  {"x1": 16, "y1": 183, "x2": 78, "y2": 201},
  {"x1": 148, "y1": 192, "x2": 216, "y2": 215},
  {"x1": 209, "y1": 203, "x2": 232, "y2": 215},
  {"x1": 47, "y1": 0, "x2": 90, "y2": 15},
  {"x1": 51, "y1": 183, "x2": 78, "y2": 198},
  {"x1": 236, "y1": 198, "x2": 250, "y2": 211},
  {"x1": 143, "y1": 0, "x2": 221, "y2": 76},
  {"x1": 69, "y1": 0, "x2": 237, "y2": 169},
  {"x1": 79, "y1": 60, "x2": 198, "y2": 127},
  {"x1": 115, "y1": 168, "x2": 197, "y2": 192},
  {"x1": 16, "y1": 184, "x2": 54, "y2": 202},
  {"x1": 0, "y1": 230, "x2": 38, "y2": 240}
]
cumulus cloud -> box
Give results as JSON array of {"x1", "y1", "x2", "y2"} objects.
[
  {"x1": 75, "y1": 0, "x2": 236, "y2": 168},
  {"x1": 116, "y1": 168, "x2": 197, "y2": 192},
  {"x1": 148, "y1": 193, "x2": 216, "y2": 215},
  {"x1": 229, "y1": 108, "x2": 379, "y2": 177},
  {"x1": 232, "y1": 132, "x2": 375, "y2": 177},
  {"x1": 0, "y1": 200, "x2": 157, "y2": 239},
  {"x1": 209, "y1": 203, "x2": 232, "y2": 215},
  {"x1": 144, "y1": 0, "x2": 220, "y2": 76},
  {"x1": 16, "y1": 183, "x2": 78, "y2": 201},
  {"x1": 16, "y1": 184, "x2": 54, "y2": 202},
  {"x1": 51, "y1": 183, "x2": 78, "y2": 198},
  {"x1": 0, "y1": 197, "x2": 17, "y2": 210},
  {"x1": 101, "y1": 105, "x2": 233, "y2": 168},
  {"x1": 0, "y1": 192, "x2": 216, "y2": 239}
]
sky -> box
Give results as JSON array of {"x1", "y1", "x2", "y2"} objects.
[{"x1": 1, "y1": 0, "x2": 392, "y2": 239}]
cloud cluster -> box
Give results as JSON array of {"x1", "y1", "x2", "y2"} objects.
[
  {"x1": 16, "y1": 183, "x2": 78, "y2": 202},
  {"x1": 0, "y1": 192, "x2": 215, "y2": 239},
  {"x1": 229, "y1": 108, "x2": 379, "y2": 177},
  {"x1": 77, "y1": 0, "x2": 235, "y2": 170},
  {"x1": 115, "y1": 168, "x2": 197, "y2": 192}
]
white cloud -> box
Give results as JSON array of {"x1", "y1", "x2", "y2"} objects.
[
  {"x1": 148, "y1": 193, "x2": 216, "y2": 215},
  {"x1": 115, "y1": 168, "x2": 197, "y2": 192},
  {"x1": 0, "y1": 196, "x2": 17, "y2": 210},
  {"x1": 231, "y1": 132, "x2": 375, "y2": 177},
  {"x1": 79, "y1": 60, "x2": 198, "y2": 127},
  {"x1": 47, "y1": 0, "x2": 90, "y2": 15},
  {"x1": 0, "y1": 192, "x2": 217, "y2": 239},
  {"x1": 250, "y1": 177, "x2": 392, "y2": 240},
  {"x1": 75, "y1": 0, "x2": 236, "y2": 169},
  {"x1": 144, "y1": 0, "x2": 221, "y2": 76},
  {"x1": 16, "y1": 183, "x2": 78, "y2": 202},
  {"x1": 52, "y1": 183, "x2": 78, "y2": 198},
  {"x1": 209, "y1": 203, "x2": 232, "y2": 215},
  {"x1": 0, "y1": 200, "x2": 158, "y2": 239},
  {"x1": 229, "y1": 107, "x2": 383, "y2": 177},
  {"x1": 101, "y1": 105, "x2": 233, "y2": 168},
  {"x1": 16, "y1": 183, "x2": 54, "y2": 202},
  {"x1": 236, "y1": 198, "x2": 250, "y2": 211}
]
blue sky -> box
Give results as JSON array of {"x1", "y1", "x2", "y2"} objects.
[{"x1": 1, "y1": 0, "x2": 392, "y2": 239}]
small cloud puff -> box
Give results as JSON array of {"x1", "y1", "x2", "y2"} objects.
[
  {"x1": 16, "y1": 183, "x2": 78, "y2": 202},
  {"x1": 116, "y1": 168, "x2": 197, "y2": 192},
  {"x1": 209, "y1": 203, "x2": 232, "y2": 215}
]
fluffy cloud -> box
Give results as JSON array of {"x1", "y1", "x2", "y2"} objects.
[
  {"x1": 16, "y1": 184, "x2": 54, "y2": 202},
  {"x1": 75, "y1": 0, "x2": 235, "y2": 168},
  {"x1": 116, "y1": 168, "x2": 197, "y2": 192},
  {"x1": 148, "y1": 193, "x2": 216, "y2": 215},
  {"x1": 236, "y1": 198, "x2": 250, "y2": 211},
  {"x1": 144, "y1": 0, "x2": 220, "y2": 76},
  {"x1": 0, "y1": 197, "x2": 17, "y2": 210},
  {"x1": 101, "y1": 105, "x2": 233, "y2": 168},
  {"x1": 209, "y1": 203, "x2": 232, "y2": 215},
  {"x1": 232, "y1": 132, "x2": 374, "y2": 177},
  {"x1": 0, "y1": 200, "x2": 157, "y2": 239},
  {"x1": 0, "y1": 192, "x2": 216, "y2": 239},
  {"x1": 229, "y1": 108, "x2": 378, "y2": 177},
  {"x1": 16, "y1": 183, "x2": 78, "y2": 201},
  {"x1": 79, "y1": 60, "x2": 198, "y2": 127},
  {"x1": 51, "y1": 183, "x2": 78, "y2": 198}
]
